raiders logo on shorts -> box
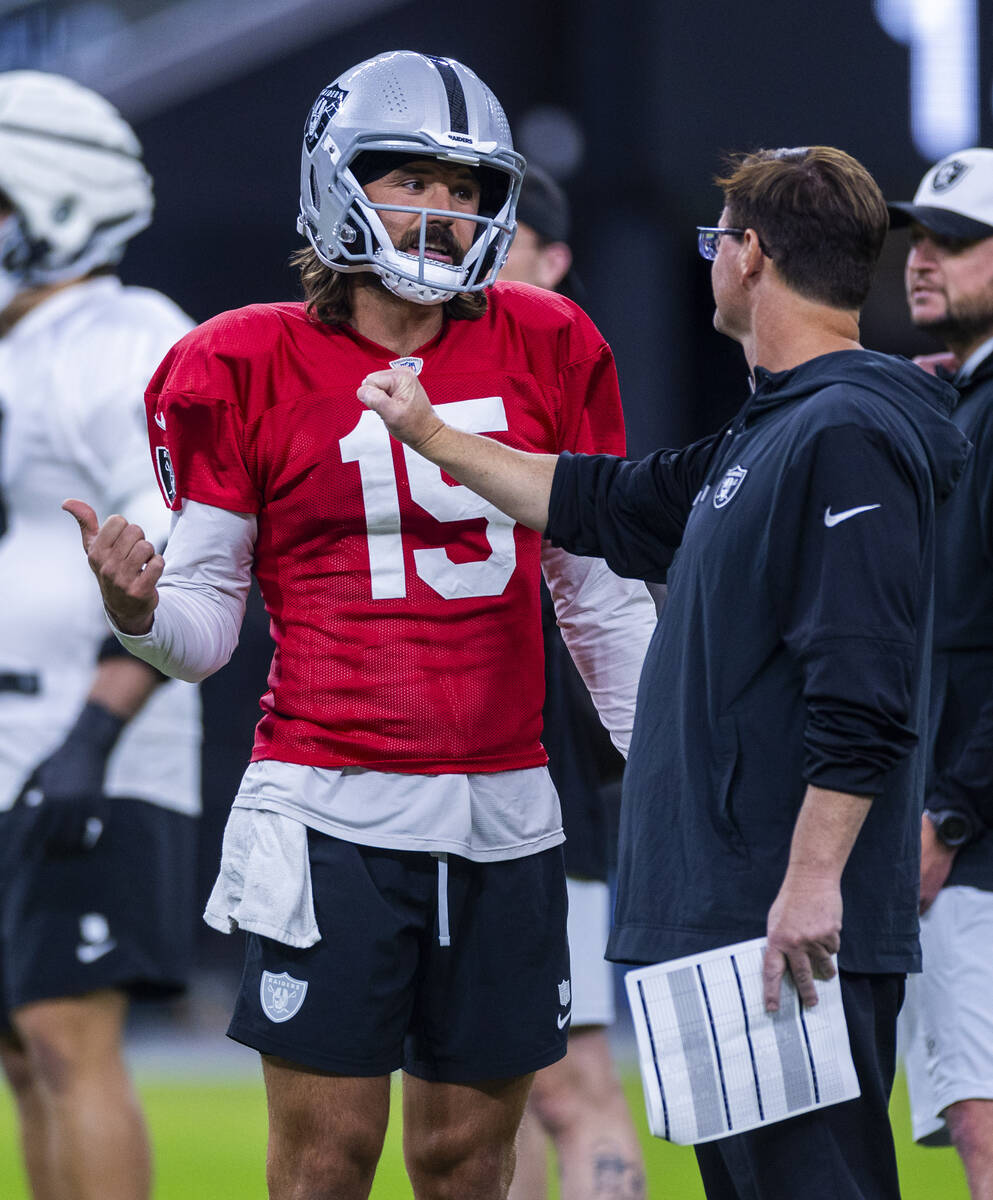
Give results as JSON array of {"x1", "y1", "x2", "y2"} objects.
[{"x1": 260, "y1": 970, "x2": 308, "y2": 1023}]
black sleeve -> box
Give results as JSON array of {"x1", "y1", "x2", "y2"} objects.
[
  {"x1": 544, "y1": 430, "x2": 727, "y2": 583},
  {"x1": 767, "y1": 424, "x2": 924, "y2": 796},
  {"x1": 930, "y1": 699, "x2": 993, "y2": 830}
]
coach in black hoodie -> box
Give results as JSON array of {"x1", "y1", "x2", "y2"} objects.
[{"x1": 358, "y1": 146, "x2": 970, "y2": 1200}]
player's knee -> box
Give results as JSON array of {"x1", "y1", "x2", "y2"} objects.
[
  {"x1": 945, "y1": 1099, "x2": 993, "y2": 1167},
  {"x1": 527, "y1": 1070, "x2": 584, "y2": 1136},
  {"x1": 271, "y1": 1110, "x2": 385, "y2": 1193},
  {"x1": 0, "y1": 1038, "x2": 36, "y2": 1099},
  {"x1": 13, "y1": 1028, "x2": 76, "y2": 1097},
  {"x1": 269, "y1": 1131, "x2": 382, "y2": 1198},
  {"x1": 529, "y1": 1056, "x2": 622, "y2": 1138},
  {"x1": 406, "y1": 1127, "x2": 516, "y2": 1198}
]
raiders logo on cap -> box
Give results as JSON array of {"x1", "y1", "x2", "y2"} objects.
[{"x1": 932, "y1": 159, "x2": 970, "y2": 193}]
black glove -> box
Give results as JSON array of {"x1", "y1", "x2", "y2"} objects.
[{"x1": 19, "y1": 701, "x2": 127, "y2": 856}]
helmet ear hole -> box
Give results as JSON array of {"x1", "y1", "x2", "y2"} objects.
[{"x1": 309, "y1": 165, "x2": 320, "y2": 210}]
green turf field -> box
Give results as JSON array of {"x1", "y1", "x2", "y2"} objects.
[{"x1": 0, "y1": 1066, "x2": 970, "y2": 1198}]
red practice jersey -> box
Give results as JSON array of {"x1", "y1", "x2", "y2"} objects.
[{"x1": 146, "y1": 282, "x2": 626, "y2": 773}]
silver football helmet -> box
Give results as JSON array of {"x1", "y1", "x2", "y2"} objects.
[
  {"x1": 297, "y1": 51, "x2": 525, "y2": 305},
  {"x1": 0, "y1": 71, "x2": 153, "y2": 307}
]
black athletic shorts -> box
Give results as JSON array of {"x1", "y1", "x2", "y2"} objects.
[
  {"x1": 227, "y1": 832, "x2": 571, "y2": 1082},
  {"x1": 0, "y1": 797, "x2": 197, "y2": 1027}
]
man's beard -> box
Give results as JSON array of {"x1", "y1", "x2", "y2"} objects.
[
  {"x1": 914, "y1": 287, "x2": 993, "y2": 347},
  {"x1": 396, "y1": 223, "x2": 465, "y2": 265}
]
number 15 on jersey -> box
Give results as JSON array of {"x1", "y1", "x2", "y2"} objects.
[{"x1": 339, "y1": 396, "x2": 517, "y2": 602}]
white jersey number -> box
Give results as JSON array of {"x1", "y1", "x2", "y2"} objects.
[{"x1": 339, "y1": 397, "x2": 517, "y2": 601}]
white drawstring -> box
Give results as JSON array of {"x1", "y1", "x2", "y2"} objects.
[{"x1": 433, "y1": 852, "x2": 451, "y2": 947}]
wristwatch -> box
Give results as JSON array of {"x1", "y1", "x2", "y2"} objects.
[{"x1": 924, "y1": 807, "x2": 977, "y2": 848}]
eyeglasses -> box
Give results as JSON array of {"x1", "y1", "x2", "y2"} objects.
[{"x1": 696, "y1": 226, "x2": 747, "y2": 260}]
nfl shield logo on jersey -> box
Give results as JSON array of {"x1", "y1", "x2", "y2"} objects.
[
  {"x1": 558, "y1": 978, "x2": 571, "y2": 1007},
  {"x1": 260, "y1": 970, "x2": 308, "y2": 1023},
  {"x1": 389, "y1": 355, "x2": 424, "y2": 375},
  {"x1": 713, "y1": 465, "x2": 748, "y2": 509}
]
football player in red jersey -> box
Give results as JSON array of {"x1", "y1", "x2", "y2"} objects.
[{"x1": 65, "y1": 51, "x2": 655, "y2": 1200}]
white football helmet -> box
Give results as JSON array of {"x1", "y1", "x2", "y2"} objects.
[
  {"x1": 0, "y1": 71, "x2": 153, "y2": 305},
  {"x1": 297, "y1": 50, "x2": 525, "y2": 305}
]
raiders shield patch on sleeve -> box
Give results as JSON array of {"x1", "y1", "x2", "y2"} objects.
[{"x1": 155, "y1": 445, "x2": 177, "y2": 506}]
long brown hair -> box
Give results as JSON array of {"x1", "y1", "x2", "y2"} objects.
[
  {"x1": 715, "y1": 146, "x2": 888, "y2": 311},
  {"x1": 292, "y1": 246, "x2": 488, "y2": 325}
]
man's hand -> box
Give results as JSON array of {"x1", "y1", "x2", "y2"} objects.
[
  {"x1": 357, "y1": 367, "x2": 446, "y2": 452},
  {"x1": 63, "y1": 499, "x2": 161, "y2": 635},
  {"x1": 18, "y1": 700, "x2": 126, "y2": 855},
  {"x1": 912, "y1": 351, "x2": 960, "y2": 377},
  {"x1": 763, "y1": 868, "x2": 842, "y2": 1011},
  {"x1": 919, "y1": 811, "x2": 956, "y2": 914}
]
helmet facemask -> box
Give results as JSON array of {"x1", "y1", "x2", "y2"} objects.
[{"x1": 333, "y1": 151, "x2": 517, "y2": 304}]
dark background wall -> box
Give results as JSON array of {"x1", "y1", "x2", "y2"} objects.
[{"x1": 110, "y1": 0, "x2": 993, "y2": 455}]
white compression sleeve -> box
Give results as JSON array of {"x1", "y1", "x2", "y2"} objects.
[
  {"x1": 540, "y1": 543, "x2": 657, "y2": 758},
  {"x1": 110, "y1": 500, "x2": 257, "y2": 682}
]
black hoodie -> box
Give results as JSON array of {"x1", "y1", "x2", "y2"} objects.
[
  {"x1": 546, "y1": 349, "x2": 969, "y2": 973},
  {"x1": 927, "y1": 347, "x2": 993, "y2": 891}
]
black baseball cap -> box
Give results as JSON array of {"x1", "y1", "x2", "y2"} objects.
[
  {"x1": 514, "y1": 163, "x2": 584, "y2": 301},
  {"x1": 516, "y1": 163, "x2": 571, "y2": 243}
]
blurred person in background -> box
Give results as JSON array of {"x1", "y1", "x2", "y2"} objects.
[
  {"x1": 888, "y1": 147, "x2": 993, "y2": 1200},
  {"x1": 499, "y1": 164, "x2": 647, "y2": 1200},
  {"x1": 0, "y1": 73, "x2": 201, "y2": 1200},
  {"x1": 66, "y1": 51, "x2": 655, "y2": 1200},
  {"x1": 357, "y1": 145, "x2": 970, "y2": 1200}
]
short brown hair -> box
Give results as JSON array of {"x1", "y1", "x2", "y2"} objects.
[
  {"x1": 715, "y1": 146, "x2": 888, "y2": 310},
  {"x1": 292, "y1": 246, "x2": 488, "y2": 325}
]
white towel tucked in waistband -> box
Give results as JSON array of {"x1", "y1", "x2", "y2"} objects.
[{"x1": 203, "y1": 806, "x2": 320, "y2": 948}]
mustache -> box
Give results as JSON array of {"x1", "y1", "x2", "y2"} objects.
[{"x1": 397, "y1": 222, "x2": 465, "y2": 265}]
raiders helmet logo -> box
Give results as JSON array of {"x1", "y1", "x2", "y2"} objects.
[
  {"x1": 932, "y1": 159, "x2": 970, "y2": 193},
  {"x1": 713, "y1": 465, "x2": 748, "y2": 508},
  {"x1": 305, "y1": 84, "x2": 348, "y2": 153}
]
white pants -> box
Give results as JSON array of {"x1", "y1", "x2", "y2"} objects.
[{"x1": 899, "y1": 885, "x2": 993, "y2": 1144}]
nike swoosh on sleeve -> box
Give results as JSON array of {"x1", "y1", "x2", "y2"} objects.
[{"x1": 823, "y1": 504, "x2": 881, "y2": 528}]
